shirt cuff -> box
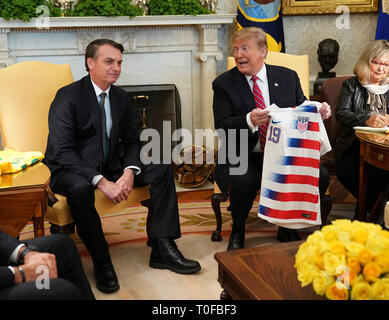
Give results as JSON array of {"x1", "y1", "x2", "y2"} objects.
[
  {"x1": 125, "y1": 166, "x2": 141, "y2": 175},
  {"x1": 92, "y1": 175, "x2": 103, "y2": 186},
  {"x1": 246, "y1": 112, "x2": 258, "y2": 133},
  {"x1": 9, "y1": 244, "x2": 25, "y2": 264},
  {"x1": 8, "y1": 266, "x2": 15, "y2": 275}
]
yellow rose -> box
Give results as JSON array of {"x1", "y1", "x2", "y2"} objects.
[
  {"x1": 333, "y1": 220, "x2": 353, "y2": 242},
  {"x1": 297, "y1": 263, "x2": 320, "y2": 287},
  {"x1": 321, "y1": 226, "x2": 337, "y2": 242},
  {"x1": 347, "y1": 256, "x2": 361, "y2": 275},
  {"x1": 381, "y1": 229, "x2": 389, "y2": 240},
  {"x1": 295, "y1": 246, "x2": 316, "y2": 266},
  {"x1": 363, "y1": 262, "x2": 382, "y2": 282},
  {"x1": 306, "y1": 230, "x2": 325, "y2": 244},
  {"x1": 313, "y1": 271, "x2": 334, "y2": 296},
  {"x1": 371, "y1": 278, "x2": 389, "y2": 300},
  {"x1": 329, "y1": 241, "x2": 346, "y2": 256},
  {"x1": 351, "y1": 225, "x2": 369, "y2": 245},
  {"x1": 350, "y1": 280, "x2": 373, "y2": 300},
  {"x1": 332, "y1": 219, "x2": 353, "y2": 230},
  {"x1": 325, "y1": 282, "x2": 349, "y2": 300},
  {"x1": 366, "y1": 234, "x2": 389, "y2": 256},
  {"x1": 314, "y1": 254, "x2": 324, "y2": 269},
  {"x1": 363, "y1": 222, "x2": 382, "y2": 235},
  {"x1": 323, "y1": 252, "x2": 346, "y2": 276},
  {"x1": 374, "y1": 252, "x2": 389, "y2": 273},
  {"x1": 358, "y1": 248, "x2": 373, "y2": 265},
  {"x1": 344, "y1": 241, "x2": 364, "y2": 257}
]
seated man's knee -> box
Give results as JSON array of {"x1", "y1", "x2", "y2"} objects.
[{"x1": 67, "y1": 184, "x2": 94, "y2": 203}]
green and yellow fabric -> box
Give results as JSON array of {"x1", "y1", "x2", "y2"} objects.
[{"x1": 0, "y1": 149, "x2": 44, "y2": 175}]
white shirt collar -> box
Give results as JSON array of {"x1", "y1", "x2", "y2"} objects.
[
  {"x1": 90, "y1": 78, "x2": 111, "y2": 98},
  {"x1": 245, "y1": 63, "x2": 267, "y2": 83}
]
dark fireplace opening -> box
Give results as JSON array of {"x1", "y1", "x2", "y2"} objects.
[{"x1": 119, "y1": 84, "x2": 182, "y2": 161}]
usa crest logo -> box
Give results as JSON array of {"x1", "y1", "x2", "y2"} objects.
[{"x1": 297, "y1": 116, "x2": 309, "y2": 133}]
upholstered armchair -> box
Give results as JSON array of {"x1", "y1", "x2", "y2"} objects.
[
  {"x1": 211, "y1": 52, "x2": 332, "y2": 241},
  {"x1": 320, "y1": 76, "x2": 352, "y2": 175},
  {"x1": 0, "y1": 61, "x2": 151, "y2": 236}
]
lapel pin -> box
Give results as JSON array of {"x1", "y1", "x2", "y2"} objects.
[{"x1": 274, "y1": 82, "x2": 279, "y2": 87}]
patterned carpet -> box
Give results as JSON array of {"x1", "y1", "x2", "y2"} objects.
[{"x1": 19, "y1": 195, "x2": 356, "y2": 300}]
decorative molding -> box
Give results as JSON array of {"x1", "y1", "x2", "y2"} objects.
[
  {"x1": 195, "y1": 51, "x2": 223, "y2": 62},
  {"x1": 78, "y1": 31, "x2": 136, "y2": 53},
  {"x1": 0, "y1": 15, "x2": 236, "y2": 31}
]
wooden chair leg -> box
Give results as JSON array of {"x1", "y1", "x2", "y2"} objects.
[
  {"x1": 211, "y1": 193, "x2": 227, "y2": 241},
  {"x1": 367, "y1": 192, "x2": 384, "y2": 224},
  {"x1": 140, "y1": 198, "x2": 153, "y2": 247},
  {"x1": 50, "y1": 222, "x2": 75, "y2": 235}
]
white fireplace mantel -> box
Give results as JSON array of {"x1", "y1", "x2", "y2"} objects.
[
  {"x1": 0, "y1": 14, "x2": 235, "y2": 29},
  {"x1": 0, "y1": 14, "x2": 236, "y2": 131}
]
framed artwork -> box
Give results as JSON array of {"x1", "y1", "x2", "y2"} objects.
[{"x1": 282, "y1": 0, "x2": 379, "y2": 15}]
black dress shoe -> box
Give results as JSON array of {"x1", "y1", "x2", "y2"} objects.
[
  {"x1": 227, "y1": 225, "x2": 245, "y2": 251},
  {"x1": 94, "y1": 261, "x2": 120, "y2": 294},
  {"x1": 149, "y1": 238, "x2": 201, "y2": 274},
  {"x1": 277, "y1": 226, "x2": 301, "y2": 242}
]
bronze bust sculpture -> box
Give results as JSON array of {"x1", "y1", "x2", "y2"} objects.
[{"x1": 314, "y1": 38, "x2": 340, "y2": 95}]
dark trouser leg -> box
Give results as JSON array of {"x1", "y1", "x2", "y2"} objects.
[
  {"x1": 0, "y1": 279, "x2": 82, "y2": 300},
  {"x1": 26, "y1": 234, "x2": 95, "y2": 300},
  {"x1": 336, "y1": 142, "x2": 360, "y2": 200},
  {"x1": 229, "y1": 154, "x2": 263, "y2": 230},
  {"x1": 319, "y1": 164, "x2": 330, "y2": 197},
  {"x1": 52, "y1": 171, "x2": 110, "y2": 264},
  {"x1": 133, "y1": 164, "x2": 181, "y2": 240}
]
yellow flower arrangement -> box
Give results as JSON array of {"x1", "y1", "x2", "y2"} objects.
[{"x1": 295, "y1": 219, "x2": 389, "y2": 300}]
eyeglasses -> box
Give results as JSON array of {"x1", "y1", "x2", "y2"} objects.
[{"x1": 371, "y1": 60, "x2": 389, "y2": 68}]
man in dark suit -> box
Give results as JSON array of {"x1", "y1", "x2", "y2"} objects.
[
  {"x1": 0, "y1": 229, "x2": 94, "y2": 300},
  {"x1": 212, "y1": 27, "x2": 331, "y2": 250},
  {"x1": 44, "y1": 39, "x2": 200, "y2": 294}
]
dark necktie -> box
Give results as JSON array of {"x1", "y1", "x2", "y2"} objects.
[
  {"x1": 251, "y1": 75, "x2": 268, "y2": 149},
  {"x1": 99, "y1": 92, "x2": 109, "y2": 165}
]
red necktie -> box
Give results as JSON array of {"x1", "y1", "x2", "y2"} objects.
[{"x1": 251, "y1": 75, "x2": 268, "y2": 149}]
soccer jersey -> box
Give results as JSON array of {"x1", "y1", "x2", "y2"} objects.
[{"x1": 258, "y1": 101, "x2": 331, "y2": 229}]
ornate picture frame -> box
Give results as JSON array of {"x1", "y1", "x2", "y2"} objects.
[{"x1": 282, "y1": 0, "x2": 379, "y2": 15}]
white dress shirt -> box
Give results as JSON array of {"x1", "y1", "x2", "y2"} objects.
[
  {"x1": 90, "y1": 79, "x2": 140, "y2": 186},
  {"x1": 245, "y1": 64, "x2": 270, "y2": 153}
]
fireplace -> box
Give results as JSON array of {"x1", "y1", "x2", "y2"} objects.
[
  {"x1": 121, "y1": 84, "x2": 181, "y2": 134},
  {"x1": 120, "y1": 84, "x2": 181, "y2": 160}
]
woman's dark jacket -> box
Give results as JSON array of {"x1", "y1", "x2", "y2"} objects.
[{"x1": 334, "y1": 76, "x2": 389, "y2": 160}]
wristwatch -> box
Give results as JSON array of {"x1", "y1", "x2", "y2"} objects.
[{"x1": 17, "y1": 244, "x2": 38, "y2": 265}]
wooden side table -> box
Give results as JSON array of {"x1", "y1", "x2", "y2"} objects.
[
  {"x1": 0, "y1": 162, "x2": 50, "y2": 238},
  {"x1": 355, "y1": 131, "x2": 389, "y2": 221}
]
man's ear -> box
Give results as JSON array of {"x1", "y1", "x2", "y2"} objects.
[{"x1": 87, "y1": 57, "x2": 94, "y2": 71}]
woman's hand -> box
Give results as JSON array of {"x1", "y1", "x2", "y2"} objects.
[{"x1": 366, "y1": 114, "x2": 388, "y2": 127}]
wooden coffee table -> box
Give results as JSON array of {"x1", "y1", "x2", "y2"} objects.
[
  {"x1": 214, "y1": 241, "x2": 324, "y2": 300},
  {"x1": 0, "y1": 162, "x2": 50, "y2": 238}
]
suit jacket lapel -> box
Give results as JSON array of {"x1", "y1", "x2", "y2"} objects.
[
  {"x1": 82, "y1": 75, "x2": 103, "y2": 139},
  {"x1": 266, "y1": 64, "x2": 279, "y2": 105},
  {"x1": 109, "y1": 87, "x2": 119, "y2": 153},
  {"x1": 232, "y1": 68, "x2": 256, "y2": 113}
]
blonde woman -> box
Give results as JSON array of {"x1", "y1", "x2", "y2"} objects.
[{"x1": 335, "y1": 40, "x2": 389, "y2": 217}]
